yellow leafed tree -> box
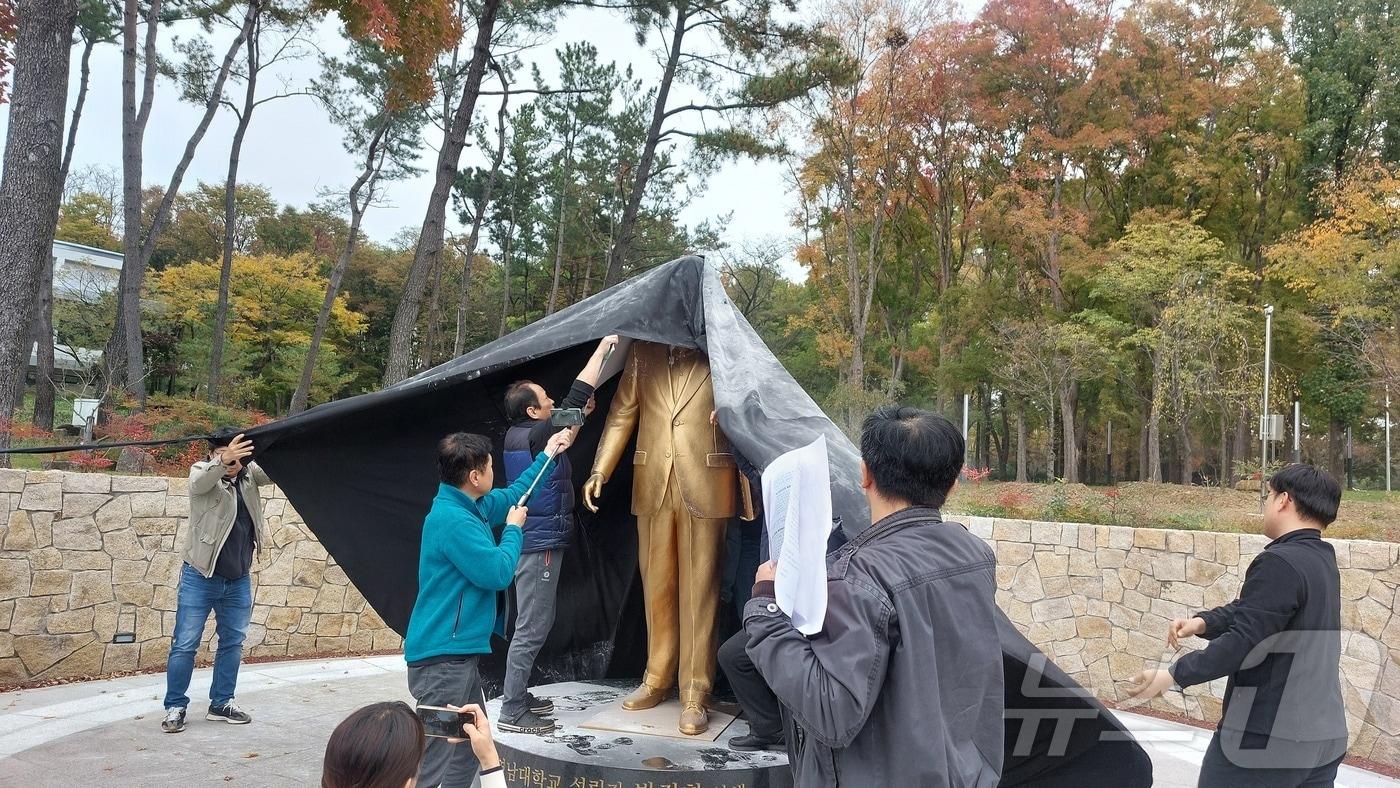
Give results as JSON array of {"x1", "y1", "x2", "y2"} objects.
[{"x1": 152, "y1": 253, "x2": 366, "y2": 412}]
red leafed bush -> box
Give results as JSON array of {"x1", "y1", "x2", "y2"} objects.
[
  {"x1": 996, "y1": 488, "x2": 1028, "y2": 510},
  {"x1": 100, "y1": 396, "x2": 271, "y2": 476},
  {"x1": 67, "y1": 451, "x2": 116, "y2": 471},
  {"x1": 0, "y1": 417, "x2": 54, "y2": 442}
]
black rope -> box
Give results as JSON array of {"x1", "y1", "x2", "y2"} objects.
[{"x1": 0, "y1": 434, "x2": 212, "y2": 455}]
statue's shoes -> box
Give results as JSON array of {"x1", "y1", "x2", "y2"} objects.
[
  {"x1": 679, "y1": 702, "x2": 709, "y2": 736},
  {"x1": 620, "y1": 683, "x2": 669, "y2": 711}
]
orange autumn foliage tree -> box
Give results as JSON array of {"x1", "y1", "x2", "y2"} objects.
[
  {"x1": 1267, "y1": 164, "x2": 1400, "y2": 391},
  {"x1": 313, "y1": 0, "x2": 459, "y2": 103}
]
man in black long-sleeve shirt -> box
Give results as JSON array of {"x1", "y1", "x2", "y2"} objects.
[{"x1": 1127, "y1": 464, "x2": 1348, "y2": 787}]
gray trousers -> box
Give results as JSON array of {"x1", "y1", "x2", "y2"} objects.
[
  {"x1": 501, "y1": 548, "x2": 563, "y2": 719},
  {"x1": 407, "y1": 657, "x2": 484, "y2": 788}
]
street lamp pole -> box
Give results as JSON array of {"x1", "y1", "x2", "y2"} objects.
[
  {"x1": 1107, "y1": 420, "x2": 1114, "y2": 486},
  {"x1": 1260, "y1": 304, "x2": 1274, "y2": 510},
  {"x1": 1293, "y1": 399, "x2": 1301, "y2": 464},
  {"x1": 962, "y1": 392, "x2": 970, "y2": 468}
]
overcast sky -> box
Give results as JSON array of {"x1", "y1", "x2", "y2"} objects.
[{"x1": 0, "y1": 8, "x2": 803, "y2": 276}]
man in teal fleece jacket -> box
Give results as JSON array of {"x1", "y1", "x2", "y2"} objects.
[{"x1": 405, "y1": 428, "x2": 572, "y2": 788}]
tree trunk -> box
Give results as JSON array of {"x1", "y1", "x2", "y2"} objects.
[
  {"x1": 497, "y1": 196, "x2": 519, "y2": 339},
  {"x1": 452, "y1": 70, "x2": 508, "y2": 358},
  {"x1": 1178, "y1": 419, "x2": 1193, "y2": 486},
  {"x1": 1059, "y1": 380, "x2": 1079, "y2": 483},
  {"x1": 30, "y1": 253, "x2": 57, "y2": 432},
  {"x1": 1327, "y1": 417, "x2": 1344, "y2": 478},
  {"x1": 60, "y1": 39, "x2": 95, "y2": 185},
  {"x1": 1047, "y1": 164, "x2": 1065, "y2": 309},
  {"x1": 1138, "y1": 400, "x2": 1150, "y2": 481},
  {"x1": 208, "y1": 8, "x2": 261, "y2": 404},
  {"x1": 0, "y1": 0, "x2": 77, "y2": 459},
  {"x1": 935, "y1": 339, "x2": 951, "y2": 415},
  {"x1": 383, "y1": 0, "x2": 503, "y2": 385},
  {"x1": 292, "y1": 229, "x2": 359, "y2": 409},
  {"x1": 291, "y1": 122, "x2": 389, "y2": 414},
  {"x1": 34, "y1": 37, "x2": 95, "y2": 433},
  {"x1": 108, "y1": 0, "x2": 161, "y2": 404},
  {"x1": 978, "y1": 386, "x2": 992, "y2": 470},
  {"x1": 1147, "y1": 361, "x2": 1164, "y2": 482},
  {"x1": 1015, "y1": 407, "x2": 1029, "y2": 482},
  {"x1": 423, "y1": 253, "x2": 444, "y2": 369},
  {"x1": 602, "y1": 4, "x2": 687, "y2": 287},
  {"x1": 997, "y1": 397, "x2": 1009, "y2": 479},
  {"x1": 109, "y1": 0, "x2": 252, "y2": 403},
  {"x1": 546, "y1": 133, "x2": 574, "y2": 316},
  {"x1": 1231, "y1": 405, "x2": 1249, "y2": 485},
  {"x1": 1219, "y1": 414, "x2": 1229, "y2": 488}
]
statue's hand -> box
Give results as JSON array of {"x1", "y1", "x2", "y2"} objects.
[{"x1": 583, "y1": 472, "x2": 606, "y2": 513}]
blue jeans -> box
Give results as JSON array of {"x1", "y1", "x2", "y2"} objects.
[{"x1": 164, "y1": 563, "x2": 252, "y2": 710}]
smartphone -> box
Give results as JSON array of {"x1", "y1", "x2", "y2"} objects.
[
  {"x1": 549, "y1": 408, "x2": 586, "y2": 427},
  {"x1": 416, "y1": 705, "x2": 476, "y2": 739}
]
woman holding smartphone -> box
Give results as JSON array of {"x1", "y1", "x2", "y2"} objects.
[{"x1": 322, "y1": 702, "x2": 505, "y2": 788}]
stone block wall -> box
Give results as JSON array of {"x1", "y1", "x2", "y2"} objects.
[
  {"x1": 2, "y1": 469, "x2": 1397, "y2": 766},
  {"x1": 0, "y1": 469, "x2": 401, "y2": 685},
  {"x1": 958, "y1": 515, "x2": 1400, "y2": 767}
]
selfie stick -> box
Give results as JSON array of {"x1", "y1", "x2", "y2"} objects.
[{"x1": 517, "y1": 445, "x2": 562, "y2": 507}]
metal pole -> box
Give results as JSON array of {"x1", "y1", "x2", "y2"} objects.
[
  {"x1": 1346, "y1": 426, "x2": 1354, "y2": 490},
  {"x1": 1260, "y1": 305, "x2": 1273, "y2": 509},
  {"x1": 1293, "y1": 400, "x2": 1301, "y2": 464},
  {"x1": 962, "y1": 393, "x2": 970, "y2": 438},
  {"x1": 962, "y1": 393, "x2": 970, "y2": 468},
  {"x1": 1107, "y1": 421, "x2": 1114, "y2": 486},
  {"x1": 1386, "y1": 386, "x2": 1392, "y2": 493}
]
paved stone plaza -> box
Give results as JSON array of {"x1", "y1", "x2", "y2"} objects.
[{"x1": 0, "y1": 655, "x2": 1395, "y2": 787}]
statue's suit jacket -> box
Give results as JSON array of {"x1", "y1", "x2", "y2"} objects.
[{"x1": 591, "y1": 340, "x2": 743, "y2": 520}]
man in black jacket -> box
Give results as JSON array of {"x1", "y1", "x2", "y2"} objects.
[
  {"x1": 498, "y1": 335, "x2": 617, "y2": 734},
  {"x1": 1127, "y1": 463, "x2": 1348, "y2": 787}
]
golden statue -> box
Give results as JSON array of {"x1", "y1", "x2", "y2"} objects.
[{"x1": 584, "y1": 340, "x2": 751, "y2": 736}]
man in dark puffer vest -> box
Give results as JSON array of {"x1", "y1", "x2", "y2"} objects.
[{"x1": 499, "y1": 335, "x2": 619, "y2": 733}]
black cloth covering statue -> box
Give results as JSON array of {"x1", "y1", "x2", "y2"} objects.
[{"x1": 245, "y1": 256, "x2": 1151, "y2": 786}]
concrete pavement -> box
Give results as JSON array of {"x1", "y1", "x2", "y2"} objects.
[{"x1": 0, "y1": 655, "x2": 1394, "y2": 787}]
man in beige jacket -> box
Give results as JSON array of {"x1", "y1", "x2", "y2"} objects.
[{"x1": 161, "y1": 428, "x2": 269, "y2": 734}]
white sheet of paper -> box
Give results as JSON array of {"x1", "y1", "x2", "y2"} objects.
[{"x1": 760, "y1": 435, "x2": 833, "y2": 635}]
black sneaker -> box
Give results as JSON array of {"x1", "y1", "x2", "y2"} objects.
[
  {"x1": 526, "y1": 692, "x2": 554, "y2": 716},
  {"x1": 206, "y1": 701, "x2": 252, "y2": 724},
  {"x1": 729, "y1": 732, "x2": 785, "y2": 751},
  {"x1": 498, "y1": 710, "x2": 556, "y2": 735},
  {"x1": 161, "y1": 707, "x2": 186, "y2": 733}
]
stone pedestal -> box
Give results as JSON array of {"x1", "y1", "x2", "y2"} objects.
[{"x1": 486, "y1": 680, "x2": 791, "y2": 787}]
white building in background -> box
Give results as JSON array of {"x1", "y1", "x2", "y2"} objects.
[
  {"x1": 28, "y1": 239, "x2": 124, "y2": 379},
  {"x1": 52, "y1": 239, "x2": 123, "y2": 301}
]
